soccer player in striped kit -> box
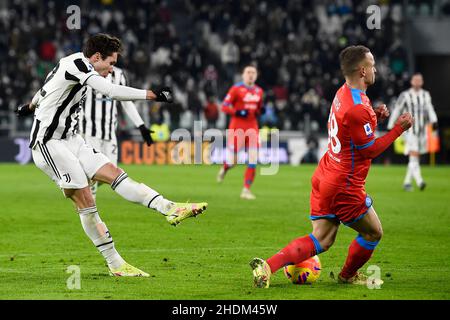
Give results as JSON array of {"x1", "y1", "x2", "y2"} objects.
[
  {"x1": 80, "y1": 65, "x2": 153, "y2": 199},
  {"x1": 388, "y1": 73, "x2": 438, "y2": 191},
  {"x1": 15, "y1": 34, "x2": 208, "y2": 277}
]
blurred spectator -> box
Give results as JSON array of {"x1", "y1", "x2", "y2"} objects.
[
  {"x1": 260, "y1": 101, "x2": 279, "y2": 128},
  {"x1": 204, "y1": 95, "x2": 219, "y2": 129},
  {"x1": 0, "y1": 0, "x2": 411, "y2": 136},
  {"x1": 301, "y1": 135, "x2": 319, "y2": 164},
  {"x1": 221, "y1": 37, "x2": 239, "y2": 81}
]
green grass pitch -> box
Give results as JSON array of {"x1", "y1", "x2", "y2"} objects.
[{"x1": 1, "y1": 163, "x2": 449, "y2": 300}]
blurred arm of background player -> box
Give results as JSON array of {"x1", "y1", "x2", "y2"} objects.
[
  {"x1": 424, "y1": 91, "x2": 439, "y2": 130},
  {"x1": 387, "y1": 92, "x2": 406, "y2": 130},
  {"x1": 120, "y1": 100, "x2": 154, "y2": 146},
  {"x1": 116, "y1": 70, "x2": 155, "y2": 146}
]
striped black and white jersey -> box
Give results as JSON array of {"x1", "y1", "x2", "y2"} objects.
[
  {"x1": 388, "y1": 88, "x2": 438, "y2": 137},
  {"x1": 80, "y1": 66, "x2": 125, "y2": 141},
  {"x1": 29, "y1": 52, "x2": 97, "y2": 148}
]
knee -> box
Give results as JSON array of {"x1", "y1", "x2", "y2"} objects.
[
  {"x1": 312, "y1": 234, "x2": 335, "y2": 253},
  {"x1": 362, "y1": 226, "x2": 383, "y2": 243},
  {"x1": 319, "y1": 238, "x2": 335, "y2": 252},
  {"x1": 68, "y1": 188, "x2": 96, "y2": 209},
  {"x1": 94, "y1": 163, "x2": 123, "y2": 185}
]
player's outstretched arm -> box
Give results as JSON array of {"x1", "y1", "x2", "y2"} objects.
[
  {"x1": 14, "y1": 91, "x2": 41, "y2": 116},
  {"x1": 85, "y1": 75, "x2": 172, "y2": 102},
  {"x1": 15, "y1": 103, "x2": 34, "y2": 116},
  {"x1": 357, "y1": 113, "x2": 414, "y2": 159}
]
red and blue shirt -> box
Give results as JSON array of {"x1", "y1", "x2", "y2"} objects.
[
  {"x1": 221, "y1": 82, "x2": 264, "y2": 129},
  {"x1": 315, "y1": 83, "x2": 378, "y2": 189}
]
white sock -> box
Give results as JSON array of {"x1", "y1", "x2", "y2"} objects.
[
  {"x1": 78, "y1": 206, "x2": 125, "y2": 269},
  {"x1": 409, "y1": 156, "x2": 424, "y2": 186},
  {"x1": 404, "y1": 160, "x2": 413, "y2": 185},
  {"x1": 111, "y1": 172, "x2": 174, "y2": 215}
]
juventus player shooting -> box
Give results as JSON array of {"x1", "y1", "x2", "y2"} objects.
[
  {"x1": 15, "y1": 34, "x2": 208, "y2": 277},
  {"x1": 387, "y1": 73, "x2": 438, "y2": 191},
  {"x1": 80, "y1": 65, "x2": 153, "y2": 199}
]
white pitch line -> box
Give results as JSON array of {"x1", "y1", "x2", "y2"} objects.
[{"x1": 0, "y1": 246, "x2": 279, "y2": 258}]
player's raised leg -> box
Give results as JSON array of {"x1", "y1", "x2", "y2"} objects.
[
  {"x1": 93, "y1": 163, "x2": 208, "y2": 226},
  {"x1": 217, "y1": 143, "x2": 236, "y2": 183},
  {"x1": 338, "y1": 206, "x2": 384, "y2": 285},
  {"x1": 250, "y1": 218, "x2": 339, "y2": 288}
]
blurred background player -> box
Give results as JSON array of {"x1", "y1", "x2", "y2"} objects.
[
  {"x1": 217, "y1": 65, "x2": 264, "y2": 200},
  {"x1": 387, "y1": 73, "x2": 438, "y2": 191},
  {"x1": 80, "y1": 65, "x2": 153, "y2": 199},
  {"x1": 250, "y1": 45, "x2": 414, "y2": 288}
]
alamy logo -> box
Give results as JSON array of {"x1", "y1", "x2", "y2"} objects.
[
  {"x1": 66, "y1": 5, "x2": 81, "y2": 30},
  {"x1": 66, "y1": 265, "x2": 81, "y2": 290},
  {"x1": 366, "y1": 5, "x2": 381, "y2": 30}
]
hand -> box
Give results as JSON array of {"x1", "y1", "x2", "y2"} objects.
[
  {"x1": 138, "y1": 125, "x2": 155, "y2": 146},
  {"x1": 395, "y1": 112, "x2": 414, "y2": 131},
  {"x1": 14, "y1": 103, "x2": 34, "y2": 117},
  {"x1": 152, "y1": 87, "x2": 173, "y2": 103},
  {"x1": 235, "y1": 109, "x2": 248, "y2": 118},
  {"x1": 374, "y1": 104, "x2": 389, "y2": 122}
]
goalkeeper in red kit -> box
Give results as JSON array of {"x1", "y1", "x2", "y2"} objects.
[
  {"x1": 217, "y1": 65, "x2": 264, "y2": 200},
  {"x1": 250, "y1": 45, "x2": 414, "y2": 288}
]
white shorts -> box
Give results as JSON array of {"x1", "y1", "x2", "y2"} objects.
[
  {"x1": 32, "y1": 134, "x2": 111, "y2": 189},
  {"x1": 84, "y1": 135, "x2": 118, "y2": 166},
  {"x1": 404, "y1": 133, "x2": 427, "y2": 155}
]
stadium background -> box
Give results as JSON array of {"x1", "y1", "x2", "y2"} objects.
[
  {"x1": 0, "y1": 0, "x2": 450, "y2": 303},
  {"x1": 1, "y1": 0, "x2": 450, "y2": 165}
]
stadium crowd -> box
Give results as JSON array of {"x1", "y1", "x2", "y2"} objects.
[{"x1": 1, "y1": 0, "x2": 448, "y2": 135}]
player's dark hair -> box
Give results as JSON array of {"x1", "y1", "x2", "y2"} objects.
[
  {"x1": 242, "y1": 64, "x2": 258, "y2": 73},
  {"x1": 83, "y1": 33, "x2": 122, "y2": 60},
  {"x1": 339, "y1": 45, "x2": 370, "y2": 77}
]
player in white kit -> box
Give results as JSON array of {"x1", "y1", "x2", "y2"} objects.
[
  {"x1": 388, "y1": 73, "x2": 438, "y2": 191},
  {"x1": 80, "y1": 65, "x2": 153, "y2": 198},
  {"x1": 15, "y1": 34, "x2": 208, "y2": 277}
]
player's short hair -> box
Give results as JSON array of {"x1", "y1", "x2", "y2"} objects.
[
  {"x1": 83, "y1": 33, "x2": 122, "y2": 60},
  {"x1": 242, "y1": 64, "x2": 258, "y2": 73},
  {"x1": 339, "y1": 45, "x2": 370, "y2": 77}
]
